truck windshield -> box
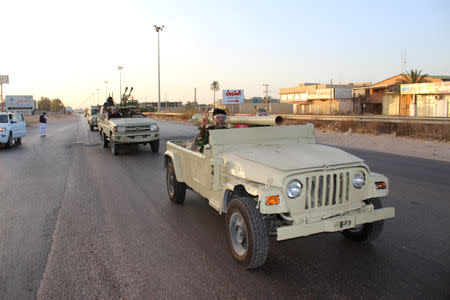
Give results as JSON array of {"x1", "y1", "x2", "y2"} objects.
[
  {"x1": 0, "y1": 115, "x2": 8, "y2": 123},
  {"x1": 91, "y1": 108, "x2": 99, "y2": 115}
]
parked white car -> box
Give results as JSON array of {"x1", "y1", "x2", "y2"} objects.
[{"x1": 0, "y1": 112, "x2": 26, "y2": 148}]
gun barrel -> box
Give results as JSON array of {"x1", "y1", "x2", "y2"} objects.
[{"x1": 190, "y1": 114, "x2": 283, "y2": 127}]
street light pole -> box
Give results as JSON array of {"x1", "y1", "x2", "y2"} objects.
[
  {"x1": 104, "y1": 81, "x2": 108, "y2": 99},
  {"x1": 154, "y1": 25, "x2": 165, "y2": 112},
  {"x1": 117, "y1": 66, "x2": 123, "y2": 103}
]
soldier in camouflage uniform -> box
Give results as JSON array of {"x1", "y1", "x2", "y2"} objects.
[{"x1": 193, "y1": 108, "x2": 227, "y2": 152}]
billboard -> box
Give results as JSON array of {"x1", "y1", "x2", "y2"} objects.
[
  {"x1": 5, "y1": 95, "x2": 34, "y2": 111},
  {"x1": 0, "y1": 75, "x2": 9, "y2": 84},
  {"x1": 306, "y1": 88, "x2": 334, "y2": 100},
  {"x1": 222, "y1": 89, "x2": 244, "y2": 104},
  {"x1": 401, "y1": 82, "x2": 450, "y2": 95}
]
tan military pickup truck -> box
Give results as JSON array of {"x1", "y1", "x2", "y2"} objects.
[
  {"x1": 164, "y1": 121, "x2": 395, "y2": 269},
  {"x1": 87, "y1": 105, "x2": 100, "y2": 131},
  {"x1": 97, "y1": 106, "x2": 160, "y2": 155}
]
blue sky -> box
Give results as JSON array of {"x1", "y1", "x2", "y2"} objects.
[{"x1": 2, "y1": 0, "x2": 449, "y2": 108}]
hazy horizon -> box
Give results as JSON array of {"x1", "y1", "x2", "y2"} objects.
[{"x1": 2, "y1": 0, "x2": 449, "y2": 108}]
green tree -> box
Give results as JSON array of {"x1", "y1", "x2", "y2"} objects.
[
  {"x1": 398, "y1": 69, "x2": 429, "y2": 83},
  {"x1": 38, "y1": 97, "x2": 51, "y2": 111},
  {"x1": 210, "y1": 80, "x2": 220, "y2": 107},
  {"x1": 397, "y1": 69, "x2": 429, "y2": 117},
  {"x1": 50, "y1": 98, "x2": 65, "y2": 112}
]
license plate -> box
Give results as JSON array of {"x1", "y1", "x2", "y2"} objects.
[{"x1": 338, "y1": 219, "x2": 352, "y2": 229}]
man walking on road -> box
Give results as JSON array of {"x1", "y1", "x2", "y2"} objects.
[{"x1": 39, "y1": 112, "x2": 48, "y2": 137}]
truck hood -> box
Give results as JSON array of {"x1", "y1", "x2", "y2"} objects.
[
  {"x1": 109, "y1": 118, "x2": 157, "y2": 126},
  {"x1": 231, "y1": 144, "x2": 362, "y2": 170},
  {"x1": 220, "y1": 144, "x2": 364, "y2": 186}
]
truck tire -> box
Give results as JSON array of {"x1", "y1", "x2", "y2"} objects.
[
  {"x1": 15, "y1": 137, "x2": 22, "y2": 145},
  {"x1": 5, "y1": 133, "x2": 12, "y2": 148},
  {"x1": 166, "y1": 159, "x2": 186, "y2": 204},
  {"x1": 111, "y1": 139, "x2": 119, "y2": 155},
  {"x1": 341, "y1": 198, "x2": 384, "y2": 243},
  {"x1": 90, "y1": 125, "x2": 94, "y2": 131},
  {"x1": 150, "y1": 139, "x2": 159, "y2": 153},
  {"x1": 226, "y1": 197, "x2": 269, "y2": 269},
  {"x1": 101, "y1": 131, "x2": 108, "y2": 148}
]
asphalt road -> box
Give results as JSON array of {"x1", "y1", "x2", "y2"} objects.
[{"x1": 0, "y1": 116, "x2": 448, "y2": 299}]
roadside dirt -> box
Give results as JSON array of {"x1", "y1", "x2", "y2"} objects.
[{"x1": 315, "y1": 129, "x2": 450, "y2": 162}]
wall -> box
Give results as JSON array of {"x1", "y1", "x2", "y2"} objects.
[
  {"x1": 415, "y1": 95, "x2": 449, "y2": 117},
  {"x1": 334, "y1": 88, "x2": 353, "y2": 99},
  {"x1": 237, "y1": 103, "x2": 292, "y2": 114},
  {"x1": 382, "y1": 94, "x2": 400, "y2": 115}
]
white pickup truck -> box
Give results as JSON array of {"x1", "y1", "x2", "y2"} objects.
[{"x1": 0, "y1": 112, "x2": 26, "y2": 148}]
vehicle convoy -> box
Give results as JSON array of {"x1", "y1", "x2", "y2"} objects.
[
  {"x1": 165, "y1": 115, "x2": 395, "y2": 269},
  {"x1": 87, "y1": 105, "x2": 100, "y2": 131},
  {"x1": 97, "y1": 87, "x2": 160, "y2": 155},
  {"x1": 0, "y1": 112, "x2": 26, "y2": 148}
]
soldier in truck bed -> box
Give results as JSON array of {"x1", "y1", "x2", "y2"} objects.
[{"x1": 193, "y1": 108, "x2": 227, "y2": 152}]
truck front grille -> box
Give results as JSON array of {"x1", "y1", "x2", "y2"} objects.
[
  {"x1": 305, "y1": 172, "x2": 350, "y2": 210},
  {"x1": 126, "y1": 126, "x2": 150, "y2": 132}
]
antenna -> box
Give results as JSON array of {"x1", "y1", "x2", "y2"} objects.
[{"x1": 401, "y1": 49, "x2": 407, "y2": 73}]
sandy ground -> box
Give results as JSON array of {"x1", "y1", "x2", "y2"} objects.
[{"x1": 315, "y1": 129, "x2": 450, "y2": 162}]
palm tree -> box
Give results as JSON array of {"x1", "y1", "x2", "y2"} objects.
[
  {"x1": 210, "y1": 81, "x2": 220, "y2": 107},
  {"x1": 398, "y1": 69, "x2": 429, "y2": 83},
  {"x1": 398, "y1": 69, "x2": 429, "y2": 117}
]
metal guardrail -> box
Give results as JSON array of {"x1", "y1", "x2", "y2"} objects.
[
  {"x1": 143, "y1": 112, "x2": 450, "y2": 125},
  {"x1": 278, "y1": 114, "x2": 450, "y2": 125}
]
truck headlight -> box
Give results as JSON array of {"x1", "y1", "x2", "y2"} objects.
[
  {"x1": 117, "y1": 126, "x2": 126, "y2": 133},
  {"x1": 286, "y1": 180, "x2": 302, "y2": 198},
  {"x1": 151, "y1": 124, "x2": 159, "y2": 131},
  {"x1": 352, "y1": 172, "x2": 365, "y2": 189},
  {"x1": 0, "y1": 128, "x2": 5, "y2": 132}
]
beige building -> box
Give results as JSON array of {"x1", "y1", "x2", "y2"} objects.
[
  {"x1": 217, "y1": 98, "x2": 292, "y2": 115},
  {"x1": 353, "y1": 74, "x2": 449, "y2": 115},
  {"x1": 280, "y1": 82, "x2": 370, "y2": 114}
]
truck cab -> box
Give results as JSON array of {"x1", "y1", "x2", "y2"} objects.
[{"x1": 0, "y1": 112, "x2": 26, "y2": 148}]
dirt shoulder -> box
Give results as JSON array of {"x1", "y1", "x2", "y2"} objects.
[{"x1": 315, "y1": 129, "x2": 450, "y2": 162}]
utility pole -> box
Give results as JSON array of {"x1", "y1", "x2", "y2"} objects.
[
  {"x1": 0, "y1": 83, "x2": 3, "y2": 112},
  {"x1": 154, "y1": 25, "x2": 165, "y2": 112},
  {"x1": 330, "y1": 79, "x2": 333, "y2": 115},
  {"x1": 104, "y1": 81, "x2": 108, "y2": 99},
  {"x1": 0, "y1": 75, "x2": 9, "y2": 112},
  {"x1": 263, "y1": 84, "x2": 269, "y2": 111},
  {"x1": 194, "y1": 88, "x2": 197, "y2": 106}
]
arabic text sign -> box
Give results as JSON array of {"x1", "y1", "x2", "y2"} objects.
[
  {"x1": 5, "y1": 95, "x2": 34, "y2": 111},
  {"x1": 222, "y1": 89, "x2": 244, "y2": 104},
  {"x1": 0, "y1": 75, "x2": 9, "y2": 84},
  {"x1": 401, "y1": 82, "x2": 450, "y2": 95}
]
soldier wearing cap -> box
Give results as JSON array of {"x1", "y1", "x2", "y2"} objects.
[{"x1": 193, "y1": 108, "x2": 227, "y2": 152}]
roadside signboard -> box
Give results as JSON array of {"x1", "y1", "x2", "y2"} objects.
[
  {"x1": 0, "y1": 75, "x2": 9, "y2": 84},
  {"x1": 222, "y1": 89, "x2": 244, "y2": 104},
  {"x1": 5, "y1": 95, "x2": 34, "y2": 111},
  {"x1": 401, "y1": 82, "x2": 450, "y2": 95}
]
